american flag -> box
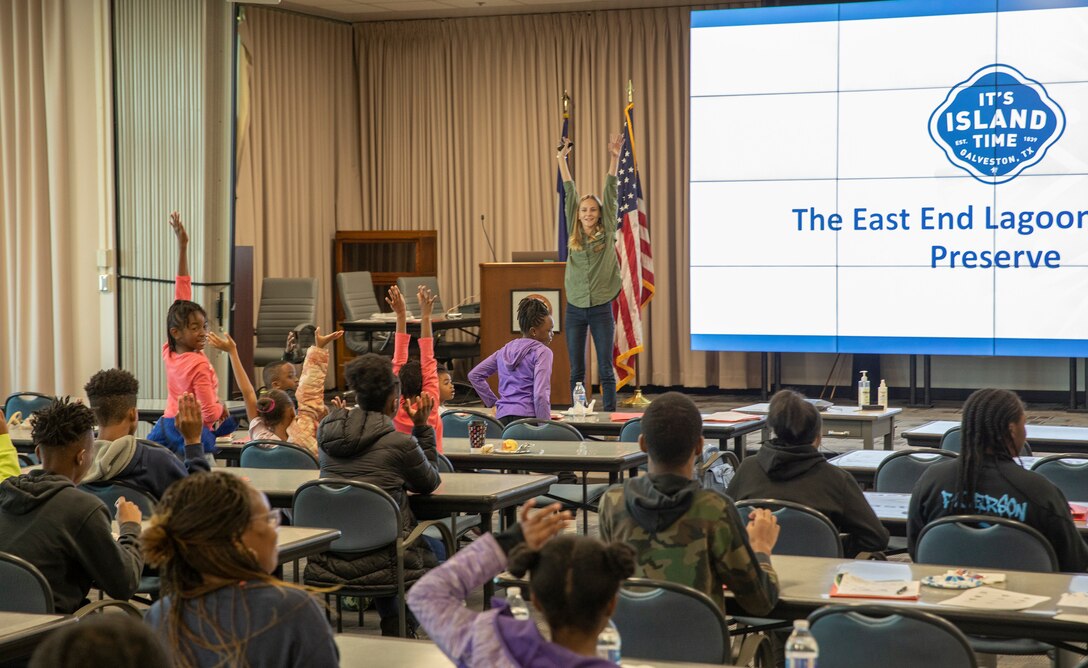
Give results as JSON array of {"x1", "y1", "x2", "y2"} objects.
[
  {"x1": 612, "y1": 102, "x2": 655, "y2": 389},
  {"x1": 556, "y1": 115, "x2": 571, "y2": 262}
]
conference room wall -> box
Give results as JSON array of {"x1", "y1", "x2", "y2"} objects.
[
  {"x1": 239, "y1": 3, "x2": 763, "y2": 391},
  {"x1": 0, "y1": 0, "x2": 116, "y2": 400}
]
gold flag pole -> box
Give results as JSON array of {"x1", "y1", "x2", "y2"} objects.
[{"x1": 619, "y1": 79, "x2": 651, "y2": 409}]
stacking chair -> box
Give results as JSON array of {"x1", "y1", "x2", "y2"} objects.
[
  {"x1": 240, "y1": 440, "x2": 319, "y2": 470},
  {"x1": 420, "y1": 454, "x2": 482, "y2": 541},
  {"x1": 3, "y1": 392, "x2": 54, "y2": 420},
  {"x1": 613, "y1": 578, "x2": 770, "y2": 666},
  {"x1": 735, "y1": 499, "x2": 843, "y2": 558},
  {"x1": 441, "y1": 410, "x2": 504, "y2": 439},
  {"x1": 808, "y1": 604, "x2": 977, "y2": 668},
  {"x1": 80, "y1": 482, "x2": 157, "y2": 520},
  {"x1": 504, "y1": 418, "x2": 607, "y2": 534},
  {"x1": 0, "y1": 551, "x2": 54, "y2": 613},
  {"x1": 253, "y1": 278, "x2": 318, "y2": 367},
  {"x1": 915, "y1": 514, "x2": 1061, "y2": 659},
  {"x1": 336, "y1": 271, "x2": 389, "y2": 355},
  {"x1": 733, "y1": 499, "x2": 842, "y2": 637},
  {"x1": 292, "y1": 479, "x2": 454, "y2": 636},
  {"x1": 1030, "y1": 454, "x2": 1088, "y2": 501},
  {"x1": 939, "y1": 426, "x2": 963, "y2": 453},
  {"x1": 874, "y1": 448, "x2": 957, "y2": 493},
  {"x1": 618, "y1": 417, "x2": 642, "y2": 443}
]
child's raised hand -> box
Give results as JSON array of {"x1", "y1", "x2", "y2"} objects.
[
  {"x1": 206, "y1": 331, "x2": 237, "y2": 354},
  {"x1": 417, "y1": 286, "x2": 436, "y2": 319},
  {"x1": 330, "y1": 396, "x2": 347, "y2": 410},
  {"x1": 176, "y1": 393, "x2": 205, "y2": 445},
  {"x1": 607, "y1": 132, "x2": 623, "y2": 158},
  {"x1": 385, "y1": 285, "x2": 406, "y2": 316},
  {"x1": 518, "y1": 499, "x2": 572, "y2": 550},
  {"x1": 315, "y1": 327, "x2": 344, "y2": 349},
  {"x1": 404, "y1": 391, "x2": 433, "y2": 427},
  {"x1": 284, "y1": 331, "x2": 298, "y2": 355},
  {"x1": 169, "y1": 211, "x2": 188, "y2": 245}
]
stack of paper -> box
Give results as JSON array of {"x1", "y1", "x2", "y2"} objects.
[
  {"x1": 830, "y1": 573, "x2": 920, "y2": 600},
  {"x1": 938, "y1": 588, "x2": 1049, "y2": 610}
]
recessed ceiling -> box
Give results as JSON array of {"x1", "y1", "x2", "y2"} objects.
[{"x1": 272, "y1": 0, "x2": 712, "y2": 22}]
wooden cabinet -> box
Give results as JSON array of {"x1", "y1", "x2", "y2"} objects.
[{"x1": 332, "y1": 231, "x2": 437, "y2": 386}]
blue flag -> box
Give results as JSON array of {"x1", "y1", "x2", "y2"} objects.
[{"x1": 556, "y1": 115, "x2": 570, "y2": 261}]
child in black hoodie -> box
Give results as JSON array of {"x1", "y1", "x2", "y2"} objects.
[
  {"x1": 728, "y1": 389, "x2": 889, "y2": 558},
  {"x1": 0, "y1": 398, "x2": 144, "y2": 613}
]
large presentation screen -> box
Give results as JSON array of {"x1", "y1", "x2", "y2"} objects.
[{"x1": 689, "y1": 0, "x2": 1088, "y2": 357}]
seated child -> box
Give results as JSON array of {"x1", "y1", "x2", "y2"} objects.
[
  {"x1": 82, "y1": 369, "x2": 210, "y2": 499},
  {"x1": 143, "y1": 471, "x2": 338, "y2": 667},
  {"x1": 216, "y1": 328, "x2": 343, "y2": 457},
  {"x1": 409, "y1": 500, "x2": 632, "y2": 667},
  {"x1": 0, "y1": 398, "x2": 144, "y2": 613},
  {"x1": 468, "y1": 297, "x2": 554, "y2": 425},
  {"x1": 599, "y1": 392, "x2": 780, "y2": 617},
  {"x1": 30, "y1": 613, "x2": 170, "y2": 668}
]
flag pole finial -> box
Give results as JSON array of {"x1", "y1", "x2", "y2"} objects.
[
  {"x1": 562, "y1": 90, "x2": 570, "y2": 118},
  {"x1": 626, "y1": 80, "x2": 633, "y2": 104}
]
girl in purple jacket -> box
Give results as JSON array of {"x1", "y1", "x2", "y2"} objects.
[
  {"x1": 408, "y1": 501, "x2": 636, "y2": 668},
  {"x1": 468, "y1": 297, "x2": 554, "y2": 425}
]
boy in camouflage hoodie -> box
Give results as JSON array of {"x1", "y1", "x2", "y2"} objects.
[{"x1": 599, "y1": 392, "x2": 780, "y2": 616}]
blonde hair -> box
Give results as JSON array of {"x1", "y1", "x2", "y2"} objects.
[{"x1": 568, "y1": 194, "x2": 605, "y2": 252}]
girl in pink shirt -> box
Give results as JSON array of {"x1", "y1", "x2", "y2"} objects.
[{"x1": 147, "y1": 213, "x2": 237, "y2": 455}]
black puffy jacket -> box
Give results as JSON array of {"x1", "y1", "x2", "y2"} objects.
[{"x1": 306, "y1": 407, "x2": 441, "y2": 588}]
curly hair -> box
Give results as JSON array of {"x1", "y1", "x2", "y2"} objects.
[
  {"x1": 84, "y1": 368, "x2": 140, "y2": 427},
  {"x1": 642, "y1": 392, "x2": 703, "y2": 468},
  {"x1": 517, "y1": 297, "x2": 550, "y2": 335},
  {"x1": 399, "y1": 360, "x2": 423, "y2": 399},
  {"x1": 31, "y1": 397, "x2": 96, "y2": 449},
  {"x1": 29, "y1": 614, "x2": 169, "y2": 668},
  {"x1": 508, "y1": 535, "x2": 635, "y2": 633},
  {"x1": 166, "y1": 299, "x2": 208, "y2": 353},
  {"x1": 255, "y1": 389, "x2": 292, "y2": 428},
  {"x1": 344, "y1": 353, "x2": 399, "y2": 411}
]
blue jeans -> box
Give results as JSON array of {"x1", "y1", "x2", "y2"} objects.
[{"x1": 565, "y1": 302, "x2": 617, "y2": 411}]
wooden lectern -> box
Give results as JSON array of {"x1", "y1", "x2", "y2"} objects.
[{"x1": 479, "y1": 262, "x2": 570, "y2": 407}]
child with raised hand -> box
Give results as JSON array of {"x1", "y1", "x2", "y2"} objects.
[
  {"x1": 468, "y1": 296, "x2": 554, "y2": 425},
  {"x1": 215, "y1": 327, "x2": 343, "y2": 457},
  {"x1": 0, "y1": 408, "x2": 19, "y2": 481},
  {"x1": 408, "y1": 499, "x2": 634, "y2": 667},
  {"x1": 389, "y1": 284, "x2": 446, "y2": 451},
  {"x1": 142, "y1": 471, "x2": 338, "y2": 667},
  {"x1": 147, "y1": 212, "x2": 237, "y2": 456}
]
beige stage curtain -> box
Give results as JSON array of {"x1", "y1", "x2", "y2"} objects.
[
  {"x1": 0, "y1": 0, "x2": 114, "y2": 399},
  {"x1": 235, "y1": 8, "x2": 362, "y2": 350},
  {"x1": 352, "y1": 6, "x2": 757, "y2": 389},
  {"x1": 239, "y1": 5, "x2": 761, "y2": 389}
]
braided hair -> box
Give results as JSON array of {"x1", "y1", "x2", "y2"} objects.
[
  {"x1": 166, "y1": 299, "x2": 207, "y2": 352},
  {"x1": 141, "y1": 472, "x2": 315, "y2": 667},
  {"x1": 508, "y1": 535, "x2": 635, "y2": 633},
  {"x1": 517, "y1": 297, "x2": 550, "y2": 335},
  {"x1": 31, "y1": 397, "x2": 96, "y2": 449},
  {"x1": 955, "y1": 388, "x2": 1023, "y2": 507}
]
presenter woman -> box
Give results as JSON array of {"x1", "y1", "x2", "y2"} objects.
[{"x1": 556, "y1": 134, "x2": 622, "y2": 412}]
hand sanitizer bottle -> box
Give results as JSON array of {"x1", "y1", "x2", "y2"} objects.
[
  {"x1": 858, "y1": 371, "x2": 870, "y2": 408},
  {"x1": 878, "y1": 379, "x2": 888, "y2": 410}
]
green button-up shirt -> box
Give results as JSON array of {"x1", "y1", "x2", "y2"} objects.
[{"x1": 563, "y1": 174, "x2": 621, "y2": 308}]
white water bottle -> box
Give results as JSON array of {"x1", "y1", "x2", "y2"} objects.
[
  {"x1": 785, "y1": 619, "x2": 819, "y2": 668},
  {"x1": 573, "y1": 382, "x2": 587, "y2": 416},
  {"x1": 878, "y1": 379, "x2": 888, "y2": 409},
  {"x1": 507, "y1": 587, "x2": 530, "y2": 621},
  {"x1": 857, "y1": 371, "x2": 870, "y2": 408},
  {"x1": 596, "y1": 619, "x2": 621, "y2": 662}
]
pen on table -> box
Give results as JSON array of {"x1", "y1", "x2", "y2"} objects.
[{"x1": 896, "y1": 585, "x2": 909, "y2": 595}]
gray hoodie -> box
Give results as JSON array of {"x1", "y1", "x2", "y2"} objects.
[{"x1": 0, "y1": 470, "x2": 143, "y2": 613}]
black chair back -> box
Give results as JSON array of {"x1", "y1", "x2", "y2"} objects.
[
  {"x1": 874, "y1": 448, "x2": 957, "y2": 493},
  {"x1": 916, "y1": 514, "x2": 1059, "y2": 572},
  {"x1": 809, "y1": 604, "x2": 977, "y2": 668},
  {"x1": 613, "y1": 578, "x2": 730, "y2": 664},
  {"x1": 0, "y1": 551, "x2": 54, "y2": 613}
]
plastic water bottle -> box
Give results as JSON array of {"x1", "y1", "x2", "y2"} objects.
[
  {"x1": 573, "y1": 382, "x2": 587, "y2": 416},
  {"x1": 857, "y1": 370, "x2": 870, "y2": 408},
  {"x1": 507, "y1": 587, "x2": 530, "y2": 621},
  {"x1": 785, "y1": 620, "x2": 819, "y2": 668},
  {"x1": 596, "y1": 619, "x2": 621, "y2": 662}
]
